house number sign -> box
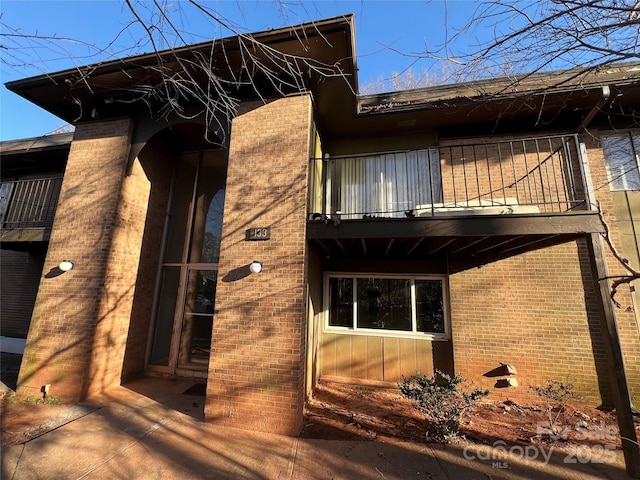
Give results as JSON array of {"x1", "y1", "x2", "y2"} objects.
[{"x1": 246, "y1": 227, "x2": 271, "y2": 241}]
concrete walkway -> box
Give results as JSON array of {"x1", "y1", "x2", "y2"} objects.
[{"x1": 1, "y1": 377, "x2": 634, "y2": 479}]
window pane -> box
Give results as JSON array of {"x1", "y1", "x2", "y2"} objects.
[
  {"x1": 149, "y1": 266, "x2": 181, "y2": 365},
  {"x1": 329, "y1": 277, "x2": 353, "y2": 327},
  {"x1": 179, "y1": 269, "x2": 217, "y2": 369},
  {"x1": 416, "y1": 280, "x2": 445, "y2": 333},
  {"x1": 184, "y1": 270, "x2": 217, "y2": 315},
  {"x1": 189, "y1": 157, "x2": 226, "y2": 263},
  {"x1": 163, "y1": 159, "x2": 195, "y2": 263},
  {"x1": 190, "y1": 186, "x2": 225, "y2": 263},
  {"x1": 357, "y1": 278, "x2": 411, "y2": 331},
  {"x1": 335, "y1": 150, "x2": 442, "y2": 219},
  {"x1": 602, "y1": 134, "x2": 640, "y2": 191}
]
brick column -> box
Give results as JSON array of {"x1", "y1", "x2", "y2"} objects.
[
  {"x1": 205, "y1": 95, "x2": 312, "y2": 435},
  {"x1": 17, "y1": 119, "x2": 148, "y2": 402}
]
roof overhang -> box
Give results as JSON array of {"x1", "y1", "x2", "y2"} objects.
[
  {"x1": 0, "y1": 132, "x2": 74, "y2": 155},
  {"x1": 5, "y1": 15, "x2": 359, "y2": 128},
  {"x1": 343, "y1": 62, "x2": 640, "y2": 139},
  {"x1": 0, "y1": 132, "x2": 72, "y2": 177},
  {"x1": 5, "y1": 14, "x2": 640, "y2": 141}
]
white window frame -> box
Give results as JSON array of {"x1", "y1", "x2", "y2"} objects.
[
  {"x1": 323, "y1": 272, "x2": 450, "y2": 341},
  {"x1": 601, "y1": 130, "x2": 640, "y2": 191}
]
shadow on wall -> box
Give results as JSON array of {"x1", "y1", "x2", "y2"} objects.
[
  {"x1": 577, "y1": 237, "x2": 617, "y2": 409},
  {"x1": 121, "y1": 137, "x2": 173, "y2": 384},
  {"x1": 221, "y1": 264, "x2": 252, "y2": 282},
  {"x1": 4, "y1": 376, "x2": 631, "y2": 480}
]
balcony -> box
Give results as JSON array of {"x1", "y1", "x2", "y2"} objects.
[
  {"x1": 0, "y1": 176, "x2": 63, "y2": 243},
  {"x1": 307, "y1": 134, "x2": 603, "y2": 265}
]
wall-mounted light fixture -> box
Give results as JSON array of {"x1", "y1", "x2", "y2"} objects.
[
  {"x1": 59, "y1": 260, "x2": 75, "y2": 272},
  {"x1": 249, "y1": 261, "x2": 262, "y2": 274}
]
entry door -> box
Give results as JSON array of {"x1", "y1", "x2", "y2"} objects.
[
  {"x1": 176, "y1": 267, "x2": 217, "y2": 369},
  {"x1": 147, "y1": 151, "x2": 226, "y2": 375}
]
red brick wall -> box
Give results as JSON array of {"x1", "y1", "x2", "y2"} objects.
[
  {"x1": 449, "y1": 240, "x2": 612, "y2": 405},
  {"x1": 17, "y1": 119, "x2": 145, "y2": 402},
  {"x1": 205, "y1": 95, "x2": 312, "y2": 435},
  {"x1": 446, "y1": 131, "x2": 640, "y2": 407},
  {"x1": 0, "y1": 250, "x2": 46, "y2": 338},
  {"x1": 86, "y1": 150, "x2": 151, "y2": 397},
  {"x1": 121, "y1": 138, "x2": 174, "y2": 382},
  {"x1": 439, "y1": 136, "x2": 583, "y2": 212}
]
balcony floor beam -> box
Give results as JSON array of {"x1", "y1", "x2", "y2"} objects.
[
  {"x1": 307, "y1": 212, "x2": 603, "y2": 240},
  {"x1": 0, "y1": 227, "x2": 51, "y2": 242}
]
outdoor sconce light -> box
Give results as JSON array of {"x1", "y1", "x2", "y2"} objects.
[
  {"x1": 58, "y1": 260, "x2": 75, "y2": 272},
  {"x1": 249, "y1": 261, "x2": 262, "y2": 274}
]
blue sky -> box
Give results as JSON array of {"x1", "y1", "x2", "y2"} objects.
[{"x1": 0, "y1": 1, "x2": 478, "y2": 140}]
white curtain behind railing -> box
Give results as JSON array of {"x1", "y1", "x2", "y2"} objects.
[{"x1": 330, "y1": 149, "x2": 442, "y2": 219}]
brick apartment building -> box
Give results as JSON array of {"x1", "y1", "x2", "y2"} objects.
[{"x1": 1, "y1": 15, "x2": 639, "y2": 444}]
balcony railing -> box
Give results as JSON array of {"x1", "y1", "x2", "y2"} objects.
[
  {"x1": 0, "y1": 177, "x2": 63, "y2": 229},
  {"x1": 309, "y1": 134, "x2": 589, "y2": 220}
]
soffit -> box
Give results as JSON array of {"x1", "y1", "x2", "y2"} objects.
[
  {"x1": 322, "y1": 63, "x2": 640, "y2": 140},
  {"x1": 0, "y1": 133, "x2": 72, "y2": 178},
  {"x1": 0, "y1": 132, "x2": 73, "y2": 154},
  {"x1": 307, "y1": 211, "x2": 603, "y2": 272},
  {"x1": 5, "y1": 16, "x2": 359, "y2": 127}
]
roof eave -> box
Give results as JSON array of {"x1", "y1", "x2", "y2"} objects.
[
  {"x1": 357, "y1": 61, "x2": 640, "y2": 116},
  {"x1": 5, "y1": 15, "x2": 358, "y2": 125}
]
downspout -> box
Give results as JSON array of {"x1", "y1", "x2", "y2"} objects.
[
  {"x1": 576, "y1": 85, "x2": 611, "y2": 210},
  {"x1": 578, "y1": 85, "x2": 610, "y2": 133}
]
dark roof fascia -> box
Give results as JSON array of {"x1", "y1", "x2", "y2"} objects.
[
  {"x1": 5, "y1": 15, "x2": 358, "y2": 116},
  {"x1": 0, "y1": 132, "x2": 74, "y2": 155},
  {"x1": 357, "y1": 61, "x2": 640, "y2": 115}
]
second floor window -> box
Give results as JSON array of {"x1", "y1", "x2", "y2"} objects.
[
  {"x1": 601, "y1": 132, "x2": 640, "y2": 191},
  {"x1": 327, "y1": 149, "x2": 442, "y2": 219}
]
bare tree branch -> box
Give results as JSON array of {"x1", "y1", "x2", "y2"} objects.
[
  {"x1": 597, "y1": 202, "x2": 640, "y2": 308},
  {"x1": 414, "y1": 1, "x2": 640, "y2": 85},
  {"x1": 1, "y1": 0, "x2": 352, "y2": 145}
]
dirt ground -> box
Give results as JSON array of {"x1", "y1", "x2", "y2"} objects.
[
  {"x1": 3, "y1": 380, "x2": 639, "y2": 453},
  {"x1": 1, "y1": 394, "x2": 97, "y2": 446},
  {"x1": 300, "y1": 380, "x2": 640, "y2": 452}
]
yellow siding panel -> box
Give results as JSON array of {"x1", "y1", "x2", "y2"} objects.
[
  {"x1": 383, "y1": 337, "x2": 401, "y2": 382},
  {"x1": 334, "y1": 334, "x2": 352, "y2": 378},
  {"x1": 398, "y1": 338, "x2": 418, "y2": 379},
  {"x1": 350, "y1": 335, "x2": 368, "y2": 379},
  {"x1": 367, "y1": 337, "x2": 384, "y2": 381},
  {"x1": 415, "y1": 340, "x2": 434, "y2": 376},
  {"x1": 319, "y1": 332, "x2": 435, "y2": 384},
  {"x1": 320, "y1": 332, "x2": 337, "y2": 377}
]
